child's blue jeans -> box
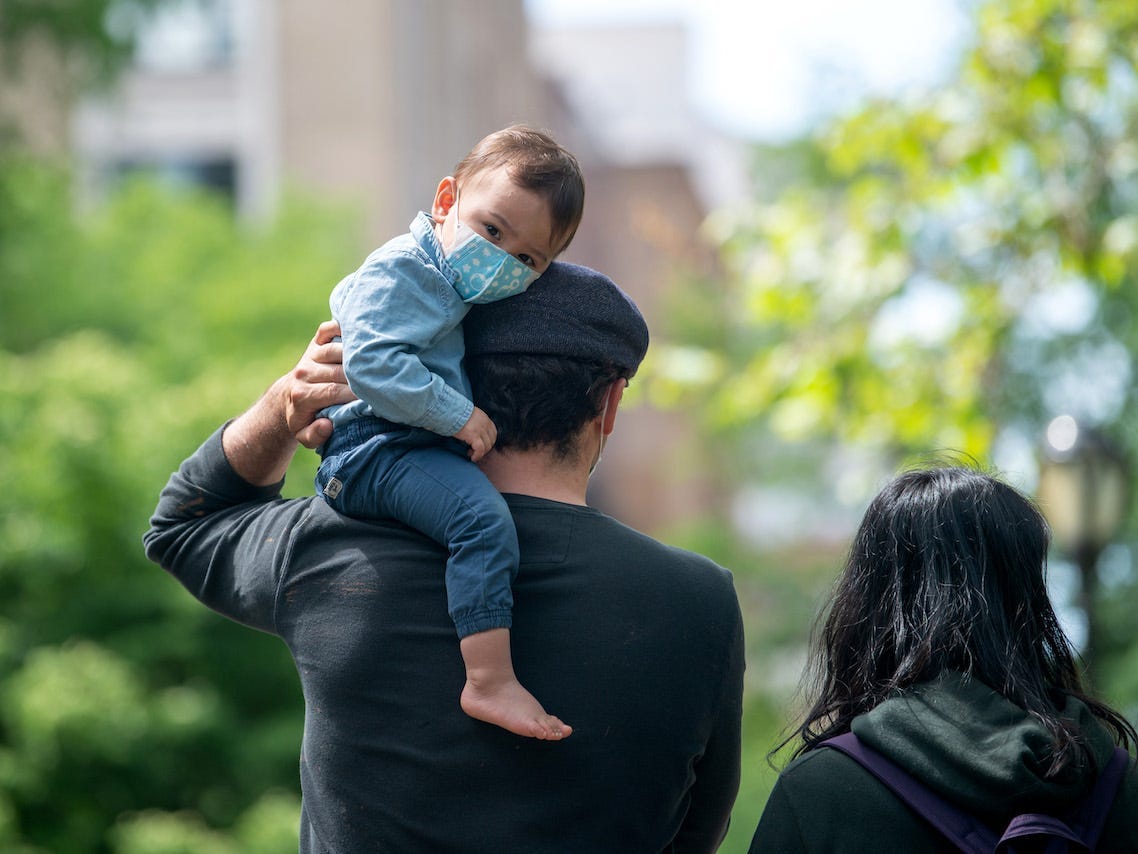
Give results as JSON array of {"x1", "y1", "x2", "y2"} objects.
[{"x1": 316, "y1": 417, "x2": 517, "y2": 638}]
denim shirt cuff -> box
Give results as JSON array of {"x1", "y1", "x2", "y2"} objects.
[{"x1": 423, "y1": 390, "x2": 474, "y2": 437}]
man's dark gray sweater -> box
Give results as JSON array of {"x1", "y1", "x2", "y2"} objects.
[{"x1": 145, "y1": 426, "x2": 745, "y2": 853}]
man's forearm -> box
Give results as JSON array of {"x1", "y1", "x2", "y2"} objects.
[
  {"x1": 221, "y1": 321, "x2": 352, "y2": 486},
  {"x1": 222, "y1": 376, "x2": 300, "y2": 486}
]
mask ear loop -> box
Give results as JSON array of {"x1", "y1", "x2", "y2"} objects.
[
  {"x1": 446, "y1": 188, "x2": 480, "y2": 262},
  {"x1": 450, "y1": 187, "x2": 463, "y2": 242},
  {"x1": 589, "y1": 389, "x2": 610, "y2": 477}
]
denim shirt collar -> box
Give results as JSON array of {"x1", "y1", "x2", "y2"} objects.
[{"x1": 410, "y1": 211, "x2": 458, "y2": 284}]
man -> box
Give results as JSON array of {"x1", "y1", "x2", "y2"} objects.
[{"x1": 145, "y1": 262, "x2": 744, "y2": 853}]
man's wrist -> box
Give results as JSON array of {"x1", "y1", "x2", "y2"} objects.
[{"x1": 222, "y1": 376, "x2": 299, "y2": 486}]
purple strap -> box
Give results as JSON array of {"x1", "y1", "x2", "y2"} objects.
[
  {"x1": 998, "y1": 746, "x2": 1129, "y2": 852},
  {"x1": 822, "y1": 731, "x2": 1128, "y2": 853}
]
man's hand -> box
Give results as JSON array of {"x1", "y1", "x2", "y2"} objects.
[
  {"x1": 222, "y1": 321, "x2": 356, "y2": 486},
  {"x1": 454, "y1": 406, "x2": 497, "y2": 462},
  {"x1": 285, "y1": 320, "x2": 356, "y2": 449}
]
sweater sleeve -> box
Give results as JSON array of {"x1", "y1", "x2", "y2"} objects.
[
  {"x1": 670, "y1": 580, "x2": 746, "y2": 853},
  {"x1": 143, "y1": 424, "x2": 313, "y2": 634},
  {"x1": 332, "y1": 251, "x2": 474, "y2": 436}
]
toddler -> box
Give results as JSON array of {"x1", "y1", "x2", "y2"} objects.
[{"x1": 316, "y1": 125, "x2": 585, "y2": 740}]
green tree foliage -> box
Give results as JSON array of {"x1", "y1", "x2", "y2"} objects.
[
  {"x1": 674, "y1": 0, "x2": 1138, "y2": 463},
  {"x1": 0, "y1": 158, "x2": 360, "y2": 852},
  {"x1": 0, "y1": 0, "x2": 166, "y2": 83},
  {"x1": 652, "y1": 0, "x2": 1138, "y2": 727}
]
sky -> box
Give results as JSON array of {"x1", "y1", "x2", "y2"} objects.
[{"x1": 526, "y1": 0, "x2": 972, "y2": 140}]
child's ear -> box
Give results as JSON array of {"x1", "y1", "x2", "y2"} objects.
[{"x1": 431, "y1": 176, "x2": 457, "y2": 222}]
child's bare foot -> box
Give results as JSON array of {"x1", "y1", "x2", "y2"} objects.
[
  {"x1": 460, "y1": 677, "x2": 572, "y2": 740},
  {"x1": 458, "y1": 627, "x2": 571, "y2": 740}
]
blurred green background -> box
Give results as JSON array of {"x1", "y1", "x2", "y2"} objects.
[{"x1": 4, "y1": 1, "x2": 1138, "y2": 851}]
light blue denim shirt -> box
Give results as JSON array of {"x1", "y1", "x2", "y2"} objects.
[{"x1": 320, "y1": 212, "x2": 474, "y2": 437}]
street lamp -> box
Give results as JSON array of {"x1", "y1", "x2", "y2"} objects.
[{"x1": 1036, "y1": 415, "x2": 1131, "y2": 675}]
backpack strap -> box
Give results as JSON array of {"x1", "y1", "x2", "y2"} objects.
[
  {"x1": 1082, "y1": 747, "x2": 1129, "y2": 846},
  {"x1": 996, "y1": 746, "x2": 1129, "y2": 853},
  {"x1": 822, "y1": 733, "x2": 1129, "y2": 853},
  {"x1": 822, "y1": 731, "x2": 995, "y2": 853},
  {"x1": 997, "y1": 814, "x2": 1086, "y2": 852}
]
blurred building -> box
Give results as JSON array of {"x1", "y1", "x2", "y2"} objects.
[
  {"x1": 0, "y1": 35, "x2": 73, "y2": 156},
  {"x1": 66, "y1": 0, "x2": 747, "y2": 535},
  {"x1": 73, "y1": 0, "x2": 551, "y2": 241}
]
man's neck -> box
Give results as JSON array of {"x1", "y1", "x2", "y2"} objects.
[{"x1": 477, "y1": 447, "x2": 589, "y2": 506}]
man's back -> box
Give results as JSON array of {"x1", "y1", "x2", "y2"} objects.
[{"x1": 146, "y1": 431, "x2": 744, "y2": 853}]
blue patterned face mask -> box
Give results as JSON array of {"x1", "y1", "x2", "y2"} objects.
[{"x1": 446, "y1": 202, "x2": 541, "y2": 304}]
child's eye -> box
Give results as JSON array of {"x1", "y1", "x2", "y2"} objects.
[
  {"x1": 517, "y1": 254, "x2": 535, "y2": 268},
  {"x1": 485, "y1": 224, "x2": 501, "y2": 239}
]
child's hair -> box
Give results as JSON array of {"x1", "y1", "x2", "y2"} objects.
[{"x1": 454, "y1": 124, "x2": 585, "y2": 254}]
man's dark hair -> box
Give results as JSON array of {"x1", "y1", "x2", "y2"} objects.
[{"x1": 468, "y1": 354, "x2": 627, "y2": 462}]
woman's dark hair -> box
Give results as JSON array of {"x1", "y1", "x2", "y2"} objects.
[
  {"x1": 780, "y1": 465, "x2": 1136, "y2": 776},
  {"x1": 466, "y1": 353, "x2": 625, "y2": 461}
]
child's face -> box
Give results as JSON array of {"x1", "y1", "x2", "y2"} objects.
[{"x1": 432, "y1": 170, "x2": 560, "y2": 276}]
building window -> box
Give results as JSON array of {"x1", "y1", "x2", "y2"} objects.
[
  {"x1": 114, "y1": 157, "x2": 237, "y2": 201},
  {"x1": 111, "y1": 0, "x2": 236, "y2": 72}
]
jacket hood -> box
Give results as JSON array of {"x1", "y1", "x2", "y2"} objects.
[{"x1": 851, "y1": 671, "x2": 1118, "y2": 819}]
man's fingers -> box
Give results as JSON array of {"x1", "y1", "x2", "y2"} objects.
[
  {"x1": 295, "y1": 418, "x2": 334, "y2": 450},
  {"x1": 293, "y1": 349, "x2": 347, "y2": 386},
  {"x1": 313, "y1": 320, "x2": 342, "y2": 346},
  {"x1": 285, "y1": 381, "x2": 354, "y2": 433},
  {"x1": 310, "y1": 339, "x2": 344, "y2": 370}
]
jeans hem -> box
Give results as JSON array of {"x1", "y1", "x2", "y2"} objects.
[{"x1": 454, "y1": 609, "x2": 513, "y2": 639}]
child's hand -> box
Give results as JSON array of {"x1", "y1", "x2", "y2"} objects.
[{"x1": 454, "y1": 407, "x2": 497, "y2": 462}]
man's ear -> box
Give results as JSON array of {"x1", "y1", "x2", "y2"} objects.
[
  {"x1": 431, "y1": 176, "x2": 457, "y2": 222},
  {"x1": 601, "y1": 379, "x2": 626, "y2": 436}
]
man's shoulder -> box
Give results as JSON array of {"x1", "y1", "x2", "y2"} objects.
[
  {"x1": 298, "y1": 497, "x2": 441, "y2": 543},
  {"x1": 593, "y1": 506, "x2": 732, "y2": 575},
  {"x1": 510, "y1": 496, "x2": 737, "y2": 598}
]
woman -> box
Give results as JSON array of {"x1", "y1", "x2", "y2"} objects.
[{"x1": 750, "y1": 466, "x2": 1138, "y2": 852}]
